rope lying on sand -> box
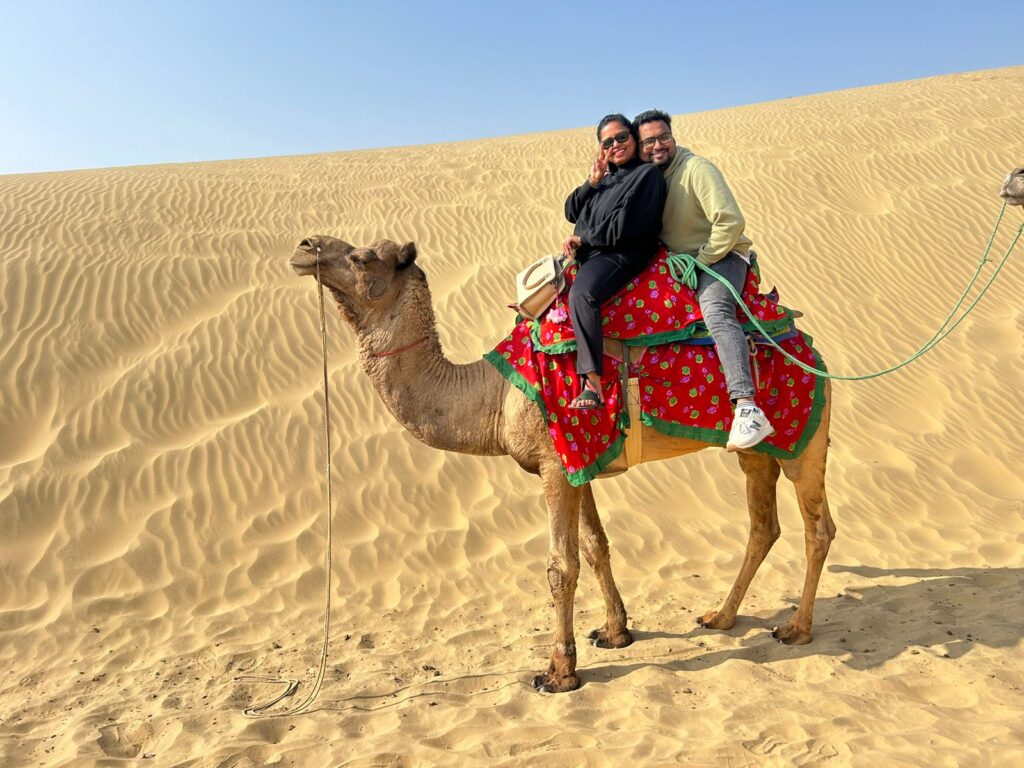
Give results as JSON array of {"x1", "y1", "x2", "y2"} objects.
[
  {"x1": 667, "y1": 202, "x2": 1023, "y2": 381},
  {"x1": 237, "y1": 246, "x2": 334, "y2": 718}
]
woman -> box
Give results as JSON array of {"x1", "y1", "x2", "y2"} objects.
[{"x1": 563, "y1": 114, "x2": 666, "y2": 408}]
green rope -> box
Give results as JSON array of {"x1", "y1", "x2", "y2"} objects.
[
  {"x1": 666, "y1": 251, "x2": 699, "y2": 290},
  {"x1": 668, "y1": 203, "x2": 1023, "y2": 381}
]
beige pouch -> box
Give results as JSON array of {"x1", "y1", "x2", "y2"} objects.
[{"x1": 511, "y1": 254, "x2": 567, "y2": 320}]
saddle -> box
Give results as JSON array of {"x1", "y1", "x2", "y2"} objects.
[{"x1": 486, "y1": 248, "x2": 824, "y2": 486}]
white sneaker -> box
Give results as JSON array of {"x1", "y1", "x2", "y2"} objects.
[{"x1": 726, "y1": 404, "x2": 775, "y2": 452}]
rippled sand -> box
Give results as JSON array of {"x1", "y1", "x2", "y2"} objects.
[{"x1": 1, "y1": 67, "x2": 1023, "y2": 767}]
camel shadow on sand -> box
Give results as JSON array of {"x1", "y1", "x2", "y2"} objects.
[{"x1": 580, "y1": 565, "x2": 1024, "y2": 685}]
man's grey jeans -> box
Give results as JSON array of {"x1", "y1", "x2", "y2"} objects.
[{"x1": 696, "y1": 252, "x2": 755, "y2": 402}]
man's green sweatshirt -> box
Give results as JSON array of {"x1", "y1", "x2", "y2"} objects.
[{"x1": 659, "y1": 147, "x2": 753, "y2": 266}]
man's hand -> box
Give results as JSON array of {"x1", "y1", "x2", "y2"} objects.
[{"x1": 562, "y1": 235, "x2": 582, "y2": 258}]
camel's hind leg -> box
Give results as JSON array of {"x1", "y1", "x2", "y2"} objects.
[
  {"x1": 698, "y1": 451, "x2": 781, "y2": 631},
  {"x1": 774, "y1": 387, "x2": 835, "y2": 644},
  {"x1": 579, "y1": 485, "x2": 632, "y2": 648}
]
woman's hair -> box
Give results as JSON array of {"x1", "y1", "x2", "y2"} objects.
[{"x1": 596, "y1": 113, "x2": 637, "y2": 143}]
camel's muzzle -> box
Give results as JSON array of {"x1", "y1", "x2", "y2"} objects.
[
  {"x1": 290, "y1": 239, "x2": 321, "y2": 275},
  {"x1": 1000, "y1": 168, "x2": 1024, "y2": 206}
]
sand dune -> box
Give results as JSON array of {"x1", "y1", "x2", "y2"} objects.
[{"x1": 1, "y1": 67, "x2": 1023, "y2": 766}]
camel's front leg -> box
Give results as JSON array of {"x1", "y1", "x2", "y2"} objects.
[
  {"x1": 579, "y1": 485, "x2": 631, "y2": 648},
  {"x1": 699, "y1": 451, "x2": 781, "y2": 631},
  {"x1": 532, "y1": 463, "x2": 584, "y2": 693}
]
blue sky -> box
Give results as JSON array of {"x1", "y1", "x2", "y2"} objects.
[{"x1": 1, "y1": 0, "x2": 1020, "y2": 175}]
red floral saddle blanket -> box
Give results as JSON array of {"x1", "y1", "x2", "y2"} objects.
[{"x1": 484, "y1": 249, "x2": 827, "y2": 485}]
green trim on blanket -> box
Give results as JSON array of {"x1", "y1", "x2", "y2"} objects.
[
  {"x1": 790, "y1": 337, "x2": 829, "y2": 459},
  {"x1": 483, "y1": 349, "x2": 627, "y2": 487},
  {"x1": 564, "y1": 431, "x2": 627, "y2": 486},
  {"x1": 639, "y1": 340, "x2": 828, "y2": 460},
  {"x1": 484, "y1": 348, "x2": 542, "y2": 405}
]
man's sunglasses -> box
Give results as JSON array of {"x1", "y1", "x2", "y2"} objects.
[{"x1": 600, "y1": 130, "x2": 631, "y2": 150}]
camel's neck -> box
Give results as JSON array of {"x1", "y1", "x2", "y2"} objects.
[{"x1": 349, "y1": 277, "x2": 507, "y2": 457}]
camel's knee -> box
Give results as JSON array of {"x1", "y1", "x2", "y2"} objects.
[
  {"x1": 807, "y1": 527, "x2": 834, "y2": 551},
  {"x1": 817, "y1": 508, "x2": 837, "y2": 543},
  {"x1": 742, "y1": 513, "x2": 781, "y2": 554},
  {"x1": 547, "y1": 554, "x2": 580, "y2": 597},
  {"x1": 803, "y1": 492, "x2": 834, "y2": 528},
  {"x1": 804, "y1": 503, "x2": 836, "y2": 549},
  {"x1": 754, "y1": 520, "x2": 782, "y2": 546},
  {"x1": 744, "y1": 493, "x2": 781, "y2": 546}
]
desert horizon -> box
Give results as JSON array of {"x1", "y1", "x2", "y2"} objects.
[{"x1": 1, "y1": 66, "x2": 1023, "y2": 767}]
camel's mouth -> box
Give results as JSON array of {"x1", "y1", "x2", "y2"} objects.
[
  {"x1": 289, "y1": 254, "x2": 318, "y2": 276},
  {"x1": 290, "y1": 240, "x2": 320, "y2": 275}
]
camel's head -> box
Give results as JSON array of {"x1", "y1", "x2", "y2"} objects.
[
  {"x1": 289, "y1": 236, "x2": 422, "y2": 325},
  {"x1": 1000, "y1": 167, "x2": 1024, "y2": 207}
]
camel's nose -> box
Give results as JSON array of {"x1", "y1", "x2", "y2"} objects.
[{"x1": 298, "y1": 238, "x2": 319, "y2": 252}]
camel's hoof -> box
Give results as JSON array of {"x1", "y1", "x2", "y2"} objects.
[
  {"x1": 697, "y1": 611, "x2": 735, "y2": 631},
  {"x1": 531, "y1": 672, "x2": 581, "y2": 693},
  {"x1": 588, "y1": 626, "x2": 633, "y2": 649},
  {"x1": 772, "y1": 624, "x2": 813, "y2": 645}
]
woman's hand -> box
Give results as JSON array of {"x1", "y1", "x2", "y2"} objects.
[
  {"x1": 589, "y1": 146, "x2": 610, "y2": 186},
  {"x1": 562, "y1": 235, "x2": 582, "y2": 258}
]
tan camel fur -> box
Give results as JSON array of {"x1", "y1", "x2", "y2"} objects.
[
  {"x1": 290, "y1": 236, "x2": 835, "y2": 693},
  {"x1": 1001, "y1": 167, "x2": 1024, "y2": 206}
]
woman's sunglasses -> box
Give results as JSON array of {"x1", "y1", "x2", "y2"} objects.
[{"x1": 599, "y1": 130, "x2": 631, "y2": 150}]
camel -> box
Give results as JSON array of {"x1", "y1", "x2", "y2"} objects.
[
  {"x1": 289, "y1": 236, "x2": 835, "y2": 693},
  {"x1": 1001, "y1": 167, "x2": 1024, "y2": 206}
]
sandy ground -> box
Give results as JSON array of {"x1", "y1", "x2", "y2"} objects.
[{"x1": 1, "y1": 67, "x2": 1022, "y2": 767}]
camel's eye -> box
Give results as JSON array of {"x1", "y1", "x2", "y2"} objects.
[{"x1": 348, "y1": 249, "x2": 379, "y2": 267}]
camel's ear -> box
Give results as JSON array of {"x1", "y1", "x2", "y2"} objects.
[{"x1": 396, "y1": 241, "x2": 417, "y2": 271}]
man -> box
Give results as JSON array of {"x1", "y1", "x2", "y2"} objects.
[{"x1": 634, "y1": 109, "x2": 773, "y2": 450}]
